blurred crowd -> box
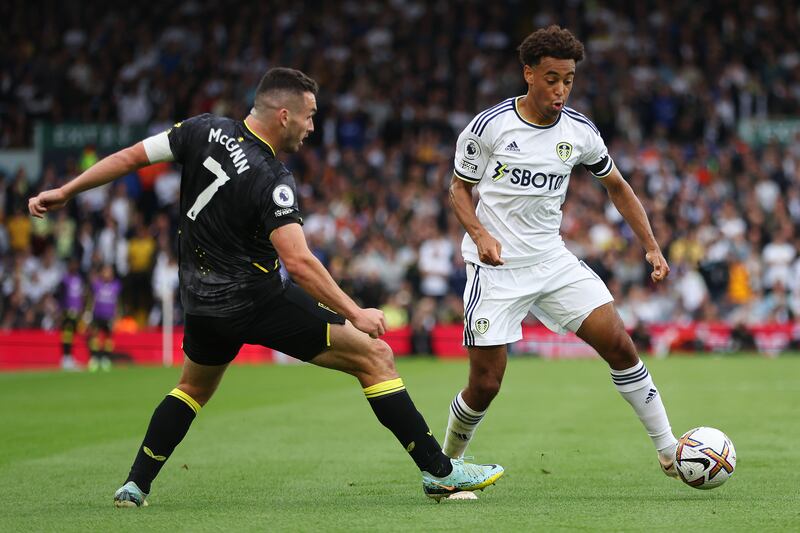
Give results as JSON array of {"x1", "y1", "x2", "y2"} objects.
[{"x1": 1, "y1": 0, "x2": 800, "y2": 345}]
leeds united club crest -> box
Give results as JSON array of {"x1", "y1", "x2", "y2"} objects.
[{"x1": 556, "y1": 142, "x2": 572, "y2": 162}]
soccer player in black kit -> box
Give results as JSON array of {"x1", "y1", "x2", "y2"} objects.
[{"x1": 29, "y1": 68, "x2": 503, "y2": 506}]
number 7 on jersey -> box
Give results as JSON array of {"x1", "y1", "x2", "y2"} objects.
[{"x1": 187, "y1": 156, "x2": 232, "y2": 220}]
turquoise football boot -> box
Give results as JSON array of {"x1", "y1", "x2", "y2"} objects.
[
  {"x1": 422, "y1": 458, "x2": 504, "y2": 500},
  {"x1": 113, "y1": 481, "x2": 149, "y2": 508}
]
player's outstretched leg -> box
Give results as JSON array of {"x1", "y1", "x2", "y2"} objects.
[
  {"x1": 443, "y1": 345, "x2": 506, "y2": 459},
  {"x1": 311, "y1": 322, "x2": 504, "y2": 498},
  {"x1": 114, "y1": 357, "x2": 228, "y2": 507},
  {"x1": 577, "y1": 303, "x2": 678, "y2": 478}
]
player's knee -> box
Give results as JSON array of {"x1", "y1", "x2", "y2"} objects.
[
  {"x1": 347, "y1": 339, "x2": 396, "y2": 381},
  {"x1": 367, "y1": 339, "x2": 397, "y2": 379},
  {"x1": 602, "y1": 330, "x2": 638, "y2": 367},
  {"x1": 176, "y1": 383, "x2": 215, "y2": 406},
  {"x1": 472, "y1": 374, "x2": 502, "y2": 401}
]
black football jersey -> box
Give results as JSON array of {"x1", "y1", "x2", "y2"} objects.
[{"x1": 166, "y1": 113, "x2": 302, "y2": 316}]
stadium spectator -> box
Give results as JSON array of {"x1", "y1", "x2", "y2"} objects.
[
  {"x1": 59, "y1": 258, "x2": 86, "y2": 370},
  {"x1": 126, "y1": 218, "x2": 157, "y2": 325},
  {"x1": 410, "y1": 297, "x2": 437, "y2": 355},
  {"x1": 761, "y1": 226, "x2": 797, "y2": 290},
  {"x1": 380, "y1": 291, "x2": 410, "y2": 330},
  {"x1": 6, "y1": 206, "x2": 32, "y2": 253},
  {"x1": 417, "y1": 224, "x2": 454, "y2": 300},
  {"x1": 87, "y1": 264, "x2": 122, "y2": 371},
  {"x1": 149, "y1": 246, "x2": 179, "y2": 327},
  {"x1": 52, "y1": 209, "x2": 77, "y2": 259}
]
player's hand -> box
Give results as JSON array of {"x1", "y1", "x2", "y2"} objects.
[
  {"x1": 475, "y1": 232, "x2": 505, "y2": 266},
  {"x1": 28, "y1": 187, "x2": 69, "y2": 218},
  {"x1": 646, "y1": 249, "x2": 670, "y2": 283},
  {"x1": 351, "y1": 308, "x2": 387, "y2": 338}
]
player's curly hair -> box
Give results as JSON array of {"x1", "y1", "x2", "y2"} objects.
[
  {"x1": 517, "y1": 25, "x2": 585, "y2": 67},
  {"x1": 256, "y1": 67, "x2": 318, "y2": 97}
]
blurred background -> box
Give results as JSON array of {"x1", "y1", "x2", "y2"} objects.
[{"x1": 1, "y1": 0, "x2": 799, "y2": 367}]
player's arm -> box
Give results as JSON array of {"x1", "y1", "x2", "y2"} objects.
[
  {"x1": 29, "y1": 142, "x2": 154, "y2": 218},
  {"x1": 599, "y1": 165, "x2": 669, "y2": 282},
  {"x1": 270, "y1": 223, "x2": 387, "y2": 338},
  {"x1": 449, "y1": 174, "x2": 504, "y2": 266}
]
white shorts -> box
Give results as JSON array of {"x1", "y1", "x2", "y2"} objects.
[{"x1": 462, "y1": 251, "x2": 614, "y2": 346}]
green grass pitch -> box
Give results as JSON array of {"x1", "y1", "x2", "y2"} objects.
[{"x1": 1, "y1": 355, "x2": 799, "y2": 532}]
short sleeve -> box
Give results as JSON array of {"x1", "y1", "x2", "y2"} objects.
[
  {"x1": 580, "y1": 130, "x2": 614, "y2": 178},
  {"x1": 261, "y1": 175, "x2": 303, "y2": 236},
  {"x1": 453, "y1": 125, "x2": 491, "y2": 184},
  {"x1": 166, "y1": 114, "x2": 212, "y2": 164}
]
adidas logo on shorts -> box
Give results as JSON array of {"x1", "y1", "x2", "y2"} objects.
[{"x1": 504, "y1": 140, "x2": 520, "y2": 152}]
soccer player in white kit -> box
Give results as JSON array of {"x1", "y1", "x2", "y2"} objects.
[{"x1": 443, "y1": 25, "x2": 679, "y2": 479}]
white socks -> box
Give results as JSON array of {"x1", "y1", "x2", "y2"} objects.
[
  {"x1": 611, "y1": 360, "x2": 677, "y2": 453},
  {"x1": 443, "y1": 361, "x2": 676, "y2": 459},
  {"x1": 443, "y1": 392, "x2": 486, "y2": 458}
]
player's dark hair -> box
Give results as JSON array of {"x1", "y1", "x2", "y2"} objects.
[
  {"x1": 518, "y1": 25, "x2": 584, "y2": 67},
  {"x1": 255, "y1": 67, "x2": 318, "y2": 98}
]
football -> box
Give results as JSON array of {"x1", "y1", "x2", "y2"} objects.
[
  {"x1": 675, "y1": 427, "x2": 737, "y2": 489},
  {"x1": 446, "y1": 491, "x2": 478, "y2": 501}
]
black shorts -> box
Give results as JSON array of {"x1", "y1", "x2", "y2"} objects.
[
  {"x1": 90, "y1": 318, "x2": 113, "y2": 334},
  {"x1": 182, "y1": 282, "x2": 346, "y2": 366},
  {"x1": 62, "y1": 311, "x2": 78, "y2": 332}
]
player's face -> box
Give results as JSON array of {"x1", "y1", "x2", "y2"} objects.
[
  {"x1": 284, "y1": 92, "x2": 316, "y2": 152},
  {"x1": 524, "y1": 57, "x2": 575, "y2": 122}
]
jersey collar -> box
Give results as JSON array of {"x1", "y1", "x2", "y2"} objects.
[
  {"x1": 243, "y1": 119, "x2": 277, "y2": 157},
  {"x1": 513, "y1": 96, "x2": 561, "y2": 129}
]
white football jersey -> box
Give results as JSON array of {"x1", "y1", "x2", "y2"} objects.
[{"x1": 454, "y1": 96, "x2": 614, "y2": 268}]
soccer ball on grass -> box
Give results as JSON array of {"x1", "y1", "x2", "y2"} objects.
[{"x1": 675, "y1": 427, "x2": 736, "y2": 490}]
